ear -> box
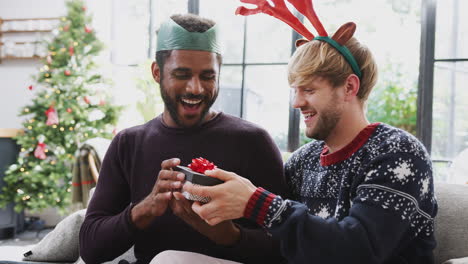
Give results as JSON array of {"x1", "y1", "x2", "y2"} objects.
[
  {"x1": 295, "y1": 38, "x2": 310, "y2": 48},
  {"x1": 343, "y1": 74, "x2": 360, "y2": 102},
  {"x1": 151, "y1": 61, "x2": 161, "y2": 84},
  {"x1": 331, "y1": 22, "x2": 356, "y2": 46}
]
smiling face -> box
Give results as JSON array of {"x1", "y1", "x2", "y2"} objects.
[
  {"x1": 292, "y1": 77, "x2": 345, "y2": 140},
  {"x1": 152, "y1": 50, "x2": 220, "y2": 128}
]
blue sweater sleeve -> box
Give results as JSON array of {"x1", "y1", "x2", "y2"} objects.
[{"x1": 246, "y1": 152, "x2": 436, "y2": 264}]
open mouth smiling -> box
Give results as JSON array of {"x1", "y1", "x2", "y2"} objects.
[{"x1": 303, "y1": 112, "x2": 317, "y2": 121}]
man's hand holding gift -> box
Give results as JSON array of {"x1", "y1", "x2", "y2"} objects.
[
  {"x1": 160, "y1": 157, "x2": 242, "y2": 245},
  {"x1": 184, "y1": 169, "x2": 257, "y2": 226},
  {"x1": 131, "y1": 158, "x2": 185, "y2": 230}
]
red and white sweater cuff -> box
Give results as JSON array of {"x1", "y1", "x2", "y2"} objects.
[{"x1": 243, "y1": 187, "x2": 277, "y2": 226}]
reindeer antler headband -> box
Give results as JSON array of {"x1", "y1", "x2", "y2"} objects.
[{"x1": 236, "y1": 0, "x2": 362, "y2": 79}]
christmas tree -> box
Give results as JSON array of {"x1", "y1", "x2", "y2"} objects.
[{"x1": 0, "y1": 0, "x2": 121, "y2": 212}]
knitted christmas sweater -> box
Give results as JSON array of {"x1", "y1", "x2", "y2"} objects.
[{"x1": 245, "y1": 123, "x2": 437, "y2": 264}]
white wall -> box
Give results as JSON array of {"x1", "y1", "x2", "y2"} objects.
[{"x1": 0, "y1": 0, "x2": 111, "y2": 129}]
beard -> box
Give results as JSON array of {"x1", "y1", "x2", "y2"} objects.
[
  {"x1": 306, "y1": 98, "x2": 342, "y2": 141},
  {"x1": 159, "y1": 82, "x2": 218, "y2": 128}
]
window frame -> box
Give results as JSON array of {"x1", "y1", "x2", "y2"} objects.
[
  {"x1": 418, "y1": 0, "x2": 468, "y2": 163},
  {"x1": 186, "y1": 0, "x2": 302, "y2": 151}
]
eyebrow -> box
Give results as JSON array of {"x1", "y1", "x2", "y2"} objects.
[
  {"x1": 171, "y1": 68, "x2": 217, "y2": 75},
  {"x1": 171, "y1": 68, "x2": 191, "y2": 73},
  {"x1": 200, "y1": 69, "x2": 216, "y2": 75},
  {"x1": 294, "y1": 85, "x2": 316, "y2": 90}
]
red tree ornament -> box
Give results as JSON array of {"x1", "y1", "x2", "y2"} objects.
[
  {"x1": 82, "y1": 6, "x2": 87, "y2": 11},
  {"x1": 69, "y1": 46, "x2": 74, "y2": 56},
  {"x1": 64, "y1": 70, "x2": 71, "y2": 76},
  {"x1": 63, "y1": 24, "x2": 70, "y2": 32},
  {"x1": 34, "y1": 142, "x2": 47, "y2": 160},
  {"x1": 66, "y1": 108, "x2": 72, "y2": 113},
  {"x1": 188, "y1": 157, "x2": 217, "y2": 174},
  {"x1": 84, "y1": 96, "x2": 91, "y2": 104},
  {"x1": 28, "y1": 85, "x2": 33, "y2": 91},
  {"x1": 85, "y1": 26, "x2": 92, "y2": 33},
  {"x1": 45, "y1": 106, "x2": 59, "y2": 126}
]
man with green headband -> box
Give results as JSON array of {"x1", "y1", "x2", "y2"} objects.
[{"x1": 79, "y1": 14, "x2": 287, "y2": 264}]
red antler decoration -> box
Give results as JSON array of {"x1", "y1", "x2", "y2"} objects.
[
  {"x1": 287, "y1": 0, "x2": 327, "y2": 37},
  {"x1": 236, "y1": 0, "x2": 314, "y2": 40},
  {"x1": 235, "y1": 0, "x2": 328, "y2": 40}
]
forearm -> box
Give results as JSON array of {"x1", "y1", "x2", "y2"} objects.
[
  {"x1": 245, "y1": 188, "x2": 408, "y2": 264},
  {"x1": 79, "y1": 204, "x2": 138, "y2": 263},
  {"x1": 131, "y1": 199, "x2": 159, "y2": 230},
  {"x1": 204, "y1": 222, "x2": 241, "y2": 246}
]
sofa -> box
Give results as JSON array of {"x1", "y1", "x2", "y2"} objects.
[
  {"x1": 433, "y1": 183, "x2": 468, "y2": 263},
  {"x1": 1, "y1": 183, "x2": 467, "y2": 264}
]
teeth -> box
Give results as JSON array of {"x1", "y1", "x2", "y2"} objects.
[
  {"x1": 182, "y1": 98, "x2": 202, "y2": 105},
  {"x1": 304, "y1": 113, "x2": 315, "y2": 118}
]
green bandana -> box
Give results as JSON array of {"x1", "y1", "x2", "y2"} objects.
[
  {"x1": 156, "y1": 19, "x2": 221, "y2": 54},
  {"x1": 313, "y1": 36, "x2": 362, "y2": 79}
]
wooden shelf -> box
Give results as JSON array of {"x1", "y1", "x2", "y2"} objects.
[
  {"x1": 0, "y1": 41, "x2": 40, "y2": 45},
  {"x1": 1, "y1": 17, "x2": 61, "y2": 22},
  {"x1": 1, "y1": 30, "x2": 53, "y2": 33},
  {"x1": 0, "y1": 129, "x2": 24, "y2": 138},
  {"x1": 1, "y1": 56, "x2": 42, "y2": 60},
  {"x1": 0, "y1": 17, "x2": 58, "y2": 64}
]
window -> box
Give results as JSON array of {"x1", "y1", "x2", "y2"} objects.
[
  {"x1": 421, "y1": 0, "x2": 468, "y2": 183},
  {"x1": 108, "y1": 0, "x2": 188, "y2": 130},
  {"x1": 111, "y1": 0, "x2": 150, "y2": 65},
  {"x1": 199, "y1": 0, "x2": 293, "y2": 150}
]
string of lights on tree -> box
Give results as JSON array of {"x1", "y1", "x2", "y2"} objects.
[{"x1": 0, "y1": 0, "x2": 121, "y2": 213}]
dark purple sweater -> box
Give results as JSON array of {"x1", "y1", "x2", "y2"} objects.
[{"x1": 79, "y1": 113, "x2": 288, "y2": 264}]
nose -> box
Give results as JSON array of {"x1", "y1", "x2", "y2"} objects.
[
  {"x1": 291, "y1": 90, "x2": 305, "y2": 109},
  {"x1": 186, "y1": 77, "x2": 204, "y2": 95}
]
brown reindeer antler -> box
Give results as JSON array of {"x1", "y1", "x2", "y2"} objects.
[{"x1": 236, "y1": 0, "x2": 315, "y2": 40}]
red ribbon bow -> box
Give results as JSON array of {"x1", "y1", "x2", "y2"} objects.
[{"x1": 188, "y1": 157, "x2": 217, "y2": 174}]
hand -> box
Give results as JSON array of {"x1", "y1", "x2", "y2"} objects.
[
  {"x1": 131, "y1": 158, "x2": 185, "y2": 229},
  {"x1": 170, "y1": 191, "x2": 241, "y2": 245},
  {"x1": 182, "y1": 169, "x2": 257, "y2": 226}
]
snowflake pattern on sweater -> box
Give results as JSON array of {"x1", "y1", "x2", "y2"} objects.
[{"x1": 266, "y1": 123, "x2": 436, "y2": 239}]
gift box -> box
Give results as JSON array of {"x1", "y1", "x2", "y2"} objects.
[{"x1": 175, "y1": 164, "x2": 223, "y2": 203}]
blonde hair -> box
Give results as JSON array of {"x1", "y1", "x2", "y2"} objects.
[{"x1": 288, "y1": 37, "x2": 378, "y2": 102}]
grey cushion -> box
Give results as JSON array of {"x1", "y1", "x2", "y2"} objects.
[
  {"x1": 74, "y1": 246, "x2": 136, "y2": 264},
  {"x1": 22, "y1": 209, "x2": 86, "y2": 262},
  {"x1": 434, "y1": 183, "x2": 468, "y2": 264}
]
